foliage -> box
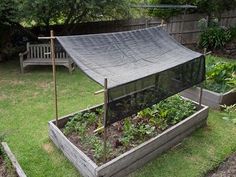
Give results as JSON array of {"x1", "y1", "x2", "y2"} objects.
[
  {"x1": 83, "y1": 135, "x2": 106, "y2": 160},
  {"x1": 63, "y1": 109, "x2": 111, "y2": 162},
  {"x1": 229, "y1": 26, "x2": 236, "y2": 40},
  {"x1": 199, "y1": 26, "x2": 231, "y2": 50},
  {"x1": 221, "y1": 104, "x2": 236, "y2": 124},
  {"x1": 138, "y1": 95, "x2": 196, "y2": 130},
  {"x1": 204, "y1": 56, "x2": 236, "y2": 93},
  {"x1": 120, "y1": 118, "x2": 155, "y2": 147},
  {"x1": 63, "y1": 111, "x2": 97, "y2": 135},
  {"x1": 149, "y1": 0, "x2": 183, "y2": 20},
  {"x1": 149, "y1": 0, "x2": 236, "y2": 21},
  {"x1": 21, "y1": 0, "x2": 129, "y2": 32},
  {"x1": 0, "y1": 0, "x2": 18, "y2": 25},
  {"x1": 21, "y1": 0, "x2": 63, "y2": 28}
]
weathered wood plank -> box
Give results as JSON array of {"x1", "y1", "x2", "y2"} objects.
[{"x1": 1, "y1": 142, "x2": 27, "y2": 177}]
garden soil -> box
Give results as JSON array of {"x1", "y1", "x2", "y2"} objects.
[{"x1": 0, "y1": 155, "x2": 7, "y2": 177}]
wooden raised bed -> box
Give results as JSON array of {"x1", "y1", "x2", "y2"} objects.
[
  {"x1": 181, "y1": 87, "x2": 236, "y2": 109},
  {"x1": 49, "y1": 100, "x2": 209, "y2": 177},
  {"x1": 1, "y1": 142, "x2": 27, "y2": 177}
]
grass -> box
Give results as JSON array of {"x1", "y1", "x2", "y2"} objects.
[{"x1": 0, "y1": 59, "x2": 236, "y2": 177}]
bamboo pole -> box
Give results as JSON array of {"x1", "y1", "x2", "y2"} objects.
[
  {"x1": 180, "y1": 6, "x2": 187, "y2": 44},
  {"x1": 199, "y1": 48, "x2": 207, "y2": 108},
  {"x1": 145, "y1": 18, "x2": 149, "y2": 28},
  {"x1": 38, "y1": 31, "x2": 59, "y2": 127},
  {"x1": 103, "y1": 78, "x2": 108, "y2": 161},
  {"x1": 50, "y1": 30, "x2": 59, "y2": 127}
]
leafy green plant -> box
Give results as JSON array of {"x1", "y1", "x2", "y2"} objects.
[
  {"x1": 138, "y1": 95, "x2": 196, "y2": 130},
  {"x1": 137, "y1": 108, "x2": 154, "y2": 119},
  {"x1": 205, "y1": 57, "x2": 236, "y2": 93},
  {"x1": 63, "y1": 111, "x2": 97, "y2": 135},
  {"x1": 120, "y1": 119, "x2": 135, "y2": 147},
  {"x1": 95, "y1": 108, "x2": 104, "y2": 130},
  {"x1": 226, "y1": 72, "x2": 236, "y2": 91},
  {"x1": 87, "y1": 135, "x2": 104, "y2": 160},
  {"x1": 229, "y1": 26, "x2": 236, "y2": 40},
  {"x1": 156, "y1": 95, "x2": 196, "y2": 125},
  {"x1": 199, "y1": 26, "x2": 231, "y2": 50},
  {"x1": 136, "y1": 124, "x2": 155, "y2": 137},
  {"x1": 221, "y1": 104, "x2": 236, "y2": 124}
]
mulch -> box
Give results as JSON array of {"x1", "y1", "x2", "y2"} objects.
[{"x1": 206, "y1": 153, "x2": 236, "y2": 177}]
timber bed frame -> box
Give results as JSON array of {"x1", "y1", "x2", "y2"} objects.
[
  {"x1": 181, "y1": 87, "x2": 236, "y2": 109},
  {"x1": 19, "y1": 42, "x2": 73, "y2": 73},
  {"x1": 49, "y1": 99, "x2": 209, "y2": 177}
]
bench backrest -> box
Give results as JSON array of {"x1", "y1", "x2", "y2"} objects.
[{"x1": 27, "y1": 43, "x2": 70, "y2": 59}]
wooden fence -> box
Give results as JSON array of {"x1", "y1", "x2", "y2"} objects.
[{"x1": 32, "y1": 9, "x2": 236, "y2": 45}]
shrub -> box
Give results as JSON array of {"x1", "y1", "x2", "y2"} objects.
[
  {"x1": 199, "y1": 26, "x2": 231, "y2": 50},
  {"x1": 229, "y1": 26, "x2": 236, "y2": 40}
]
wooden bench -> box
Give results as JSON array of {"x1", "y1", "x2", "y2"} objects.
[{"x1": 19, "y1": 42, "x2": 74, "y2": 73}]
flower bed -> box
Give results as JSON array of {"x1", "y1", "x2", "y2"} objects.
[{"x1": 49, "y1": 96, "x2": 209, "y2": 177}]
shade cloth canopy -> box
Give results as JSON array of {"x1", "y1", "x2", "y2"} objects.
[
  {"x1": 56, "y1": 26, "x2": 205, "y2": 125},
  {"x1": 56, "y1": 26, "x2": 202, "y2": 88}
]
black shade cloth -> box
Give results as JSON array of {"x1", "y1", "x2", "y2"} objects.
[{"x1": 56, "y1": 26, "x2": 205, "y2": 126}]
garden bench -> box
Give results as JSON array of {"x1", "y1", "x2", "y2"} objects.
[{"x1": 19, "y1": 42, "x2": 73, "y2": 73}]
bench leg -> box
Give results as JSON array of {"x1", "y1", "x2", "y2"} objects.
[
  {"x1": 19, "y1": 56, "x2": 24, "y2": 73},
  {"x1": 68, "y1": 64, "x2": 73, "y2": 74},
  {"x1": 68, "y1": 59, "x2": 74, "y2": 74}
]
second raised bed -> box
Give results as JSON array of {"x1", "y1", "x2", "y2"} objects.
[{"x1": 181, "y1": 87, "x2": 236, "y2": 109}]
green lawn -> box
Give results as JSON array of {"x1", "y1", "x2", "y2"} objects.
[{"x1": 0, "y1": 59, "x2": 236, "y2": 177}]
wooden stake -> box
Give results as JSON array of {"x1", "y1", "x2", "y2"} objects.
[
  {"x1": 199, "y1": 48, "x2": 207, "y2": 108},
  {"x1": 103, "y1": 78, "x2": 108, "y2": 161},
  {"x1": 50, "y1": 30, "x2": 59, "y2": 127},
  {"x1": 198, "y1": 85, "x2": 203, "y2": 108},
  {"x1": 94, "y1": 89, "x2": 104, "y2": 95},
  {"x1": 180, "y1": 6, "x2": 187, "y2": 44},
  {"x1": 161, "y1": 19, "x2": 164, "y2": 26}
]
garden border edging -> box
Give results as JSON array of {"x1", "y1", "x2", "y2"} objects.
[
  {"x1": 49, "y1": 101, "x2": 209, "y2": 177},
  {"x1": 1, "y1": 142, "x2": 27, "y2": 177}
]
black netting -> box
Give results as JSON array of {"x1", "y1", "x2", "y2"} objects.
[{"x1": 106, "y1": 56, "x2": 205, "y2": 126}]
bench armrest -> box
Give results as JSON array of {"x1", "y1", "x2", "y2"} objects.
[{"x1": 19, "y1": 50, "x2": 28, "y2": 57}]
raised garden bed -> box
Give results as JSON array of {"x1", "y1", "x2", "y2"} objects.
[
  {"x1": 0, "y1": 142, "x2": 26, "y2": 177},
  {"x1": 181, "y1": 55, "x2": 236, "y2": 109},
  {"x1": 49, "y1": 96, "x2": 209, "y2": 177},
  {"x1": 181, "y1": 88, "x2": 236, "y2": 109}
]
